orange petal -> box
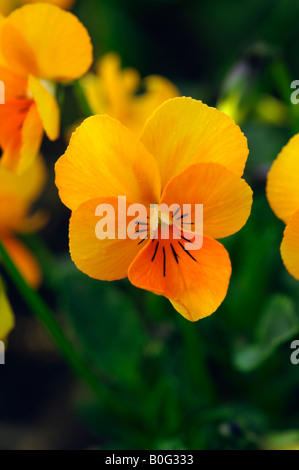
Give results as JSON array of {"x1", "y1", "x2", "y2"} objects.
[
  {"x1": 19, "y1": 209, "x2": 49, "y2": 234},
  {"x1": 0, "y1": 99, "x2": 28, "y2": 170},
  {"x1": 1, "y1": 3, "x2": 92, "y2": 81},
  {"x1": 0, "y1": 68, "x2": 39, "y2": 172},
  {"x1": 267, "y1": 134, "x2": 299, "y2": 224},
  {"x1": 141, "y1": 97, "x2": 249, "y2": 189},
  {"x1": 0, "y1": 143, "x2": 21, "y2": 172},
  {"x1": 281, "y1": 209, "x2": 299, "y2": 280},
  {"x1": 0, "y1": 64, "x2": 27, "y2": 98},
  {"x1": 70, "y1": 197, "x2": 149, "y2": 281},
  {"x1": 0, "y1": 101, "x2": 43, "y2": 172},
  {"x1": 0, "y1": 14, "x2": 7, "y2": 66},
  {"x1": 55, "y1": 115, "x2": 161, "y2": 211},
  {"x1": 2, "y1": 236, "x2": 42, "y2": 288},
  {"x1": 128, "y1": 235, "x2": 232, "y2": 321},
  {"x1": 18, "y1": 102, "x2": 43, "y2": 171},
  {"x1": 0, "y1": 195, "x2": 28, "y2": 233},
  {"x1": 160, "y1": 162, "x2": 253, "y2": 239},
  {"x1": 28, "y1": 74, "x2": 60, "y2": 141}
]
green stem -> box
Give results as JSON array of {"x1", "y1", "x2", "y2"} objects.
[
  {"x1": 0, "y1": 238, "x2": 122, "y2": 414},
  {"x1": 179, "y1": 317, "x2": 218, "y2": 405}
]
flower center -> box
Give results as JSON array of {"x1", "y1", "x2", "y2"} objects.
[{"x1": 148, "y1": 206, "x2": 174, "y2": 239}]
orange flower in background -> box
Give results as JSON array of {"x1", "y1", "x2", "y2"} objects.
[
  {"x1": 0, "y1": 3, "x2": 92, "y2": 172},
  {"x1": 267, "y1": 134, "x2": 299, "y2": 280},
  {"x1": 0, "y1": 155, "x2": 47, "y2": 287},
  {"x1": 0, "y1": 0, "x2": 76, "y2": 16},
  {"x1": 81, "y1": 52, "x2": 179, "y2": 135},
  {"x1": 56, "y1": 97, "x2": 253, "y2": 321}
]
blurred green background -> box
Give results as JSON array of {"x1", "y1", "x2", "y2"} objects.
[{"x1": 2, "y1": 0, "x2": 299, "y2": 450}]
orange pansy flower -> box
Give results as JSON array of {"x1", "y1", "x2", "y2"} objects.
[
  {"x1": 55, "y1": 97, "x2": 253, "y2": 321},
  {"x1": 0, "y1": 154, "x2": 46, "y2": 287},
  {"x1": 0, "y1": 4, "x2": 92, "y2": 172},
  {"x1": 267, "y1": 134, "x2": 299, "y2": 280},
  {"x1": 81, "y1": 52, "x2": 179, "y2": 135}
]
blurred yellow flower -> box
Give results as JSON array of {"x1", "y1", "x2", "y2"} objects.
[
  {"x1": 0, "y1": 4, "x2": 92, "y2": 172},
  {"x1": 267, "y1": 134, "x2": 299, "y2": 280},
  {"x1": 0, "y1": 0, "x2": 76, "y2": 16},
  {"x1": 218, "y1": 91, "x2": 288, "y2": 127},
  {"x1": 255, "y1": 95, "x2": 288, "y2": 126},
  {"x1": 0, "y1": 278, "x2": 15, "y2": 341},
  {"x1": 81, "y1": 52, "x2": 179, "y2": 135},
  {"x1": 0, "y1": 155, "x2": 47, "y2": 287},
  {"x1": 264, "y1": 430, "x2": 299, "y2": 450},
  {"x1": 56, "y1": 97, "x2": 252, "y2": 321},
  {"x1": 217, "y1": 89, "x2": 247, "y2": 124},
  {"x1": 20, "y1": 0, "x2": 76, "y2": 9}
]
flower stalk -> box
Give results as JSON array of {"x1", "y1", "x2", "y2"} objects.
[{"x1": 0, "y1": 237, "x2": 123, "y2": 414}]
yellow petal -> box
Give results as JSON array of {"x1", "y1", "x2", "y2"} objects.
[
  {"x1": 81, "y1": 72, "x2": 107, "y2": 115},
  {"x1": 160, "y1": 162, "x2": 253, "y2": 239},
  {"x1": 0, "y1": 277, "x2": 14, "y2": 341},
  {"x1": 1, "y1": 3, "x2": 92, "y2": 81},
  {"x1": 141, "y1": 97, "x2": 249, "y2": 189},
  {"x1": 18, "y1": 102, "x2": 44, "y2": 173},
  {"x1": 267, "y1": 134, "x2": 299, "y2": 224},
  {"x1": 81, "y1": 53, "x2": 179, "y2": 136},
  {"x1": 131, "y1": 75, "x2": 179, "y2": 132},
  {"x1": 128, "y1": 235, "x2": 232, "y2": 321},
  {"x1": 28, "y1": 74, "x2": 60, "y2": 141},
  {"x1": 55, "y1": 115, "x2": 161, "y2": 211},
  {"x1": 281, "y1": 209, "x2": 299, "y2": 280},
  {"x1": 81, "y1": 53, "x2": 141, "y2": 121},
  {"x1": 20, "y1": 0, "x2": 76, "y2": 10},
  {"x1": 0, "y1": 0, "x2": 16, "y2": 16},
  {"x1": 69, "y1": 197, "x2": 149, "y2": 281},
  {"x1": 97, "y1": 52, "x2": 137, "y2": 118},
  {"x1": 0, "y1": 154, "x2": 47, "y2": 235}
]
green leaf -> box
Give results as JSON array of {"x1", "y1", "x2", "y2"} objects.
[
  {"x1": 256, "y1": 295, "x2": 299, "y2": 346},
  {"x1": 56, "y1": 260, "x2": 148, "y2": 387},
  {"x1": 264, "y1": 430, "x2": 299, "y2": 450},
  {"x1": 233, "y1": 295, "x2": 299, "y2": 372}
]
